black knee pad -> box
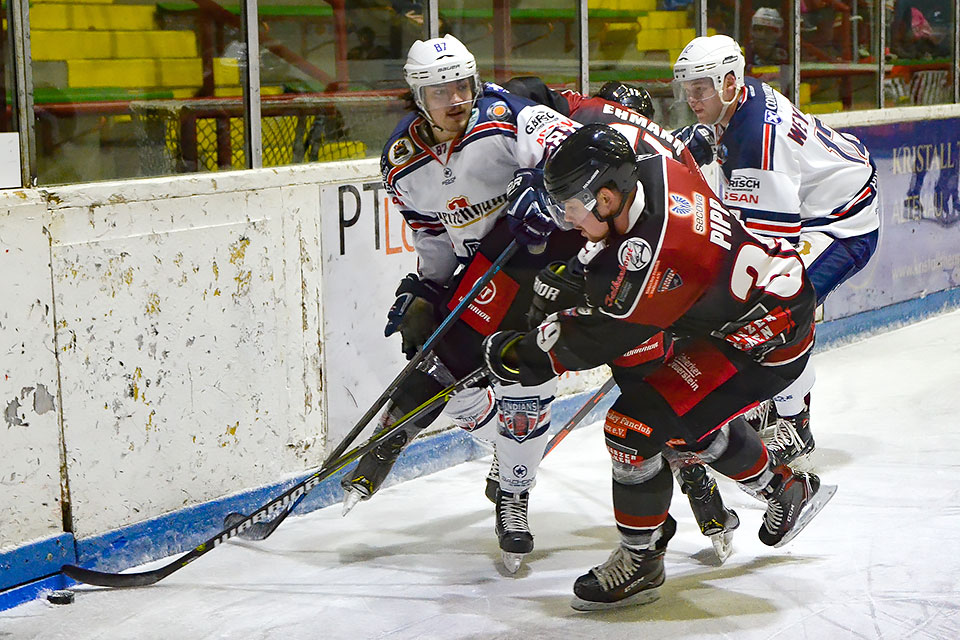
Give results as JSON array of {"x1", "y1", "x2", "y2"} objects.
[
  {"x1": 390, "y1": 369, "x2": 446, "y2": 433},
  {"x1": 707, "y1": 416, "x2": 767, "y2": 480},
  {"x1": 612, "y1": 463, "x2": 673, "y2": 524}
]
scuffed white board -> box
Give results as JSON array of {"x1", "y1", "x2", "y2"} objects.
[
  {"x1": 0, "y1": 191, "x2": 63, "y2": 550},
  {"x1": 47, "y1": 187, "x2": 313, "y2": 537}
]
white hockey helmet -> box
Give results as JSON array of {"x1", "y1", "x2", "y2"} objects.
[
  {"x1": 404, "y1": 34, "x2": 481, "y2": 119},
  {"x1": 673, "y1": 35, "x2": 745, "y2": 95},
  {"x1": 752, "y1": 7, "x2": 784, "y2": 29}
]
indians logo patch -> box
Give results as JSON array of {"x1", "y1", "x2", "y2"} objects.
[
  {"x1": 486, "y1": 102, "x2": 511, "y2": 121},
  {"x1": 500, "y1": 396, "x2": 543, "y2": 442},
  {"x1": 617, "y1": 237, "x2": 653, "y2": 272}
]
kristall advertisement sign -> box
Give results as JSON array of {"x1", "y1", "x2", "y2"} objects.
[{"x1": 820, "y1": 117, "x2": 960, "y2": 321}]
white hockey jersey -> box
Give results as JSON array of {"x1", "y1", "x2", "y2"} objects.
[
  {"x1": 381, "y1": 85, "x2": 578, "y2": 285},
  {"x1": 713, "y1": 77, "x2": 880, "y2": 242}
]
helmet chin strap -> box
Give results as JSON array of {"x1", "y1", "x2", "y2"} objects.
[
  {"x1": 709, "y1": 83, "x2": 741, "y2": 126},
  {"x1": 600, "y1": 191, "x2": 631, "y2": 238}
]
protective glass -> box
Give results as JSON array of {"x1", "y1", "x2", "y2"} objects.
[
  {"x1": 419, "y1": 77, "x2": 480, "y2": 111},
  {"x1": 553, "y1": 190, "x2": 599, "y2": 231},
  {"x1": 677, "y1": 79, "x2": 719, "y2": 104}
]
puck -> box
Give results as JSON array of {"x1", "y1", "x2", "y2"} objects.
[{"x1": 46, "y1": 589, "x2": 75, "y2": 605}]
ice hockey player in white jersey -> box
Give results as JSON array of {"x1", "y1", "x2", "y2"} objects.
[
  {"x1": 673, "y1": 34, "x2": 880, "y2": 467},
  {"x1": 341, "y1": 34, "x2": 585, "y2": 573}
]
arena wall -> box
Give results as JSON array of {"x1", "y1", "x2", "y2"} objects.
[{"x1": 2, "y1": 104, "x2": 959, "y2": 609}]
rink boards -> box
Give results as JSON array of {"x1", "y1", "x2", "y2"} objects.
[{"x1": 1, "y1": 104, "x2": 959, "y2": 609}]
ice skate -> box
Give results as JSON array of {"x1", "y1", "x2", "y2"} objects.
[
  {"x1": 484, "y1": 452, "x2": 499, "y2": 504},
  {"x1": 340, "y1": 430, "x2": 408, "y2": 516},
  {"x1": 495, "y1": 490, "x2": 533, "y2": 573},
  {"x1": 743, "y1": 399, "x2": 775, "y2": 433},
  {"x1": 758, "y1": 465, "x2": 836, "y2": 547},
  {"x1": 571, "y1": 545, "x2": 666, "y2": 611},
  {"x1": 763, "y1": 408, "x2": 815, "y2": 468},
  {"x1": 678, "y1": 463, "x2": 740, "y2": 563}
]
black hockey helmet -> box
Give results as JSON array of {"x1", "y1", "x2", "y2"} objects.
[
  {"x1": 544, "y1": 124, "x2": 641, "y2": 232},
  {"x1": 596, "y1": 81, "x2": 655, "y2": 118}
]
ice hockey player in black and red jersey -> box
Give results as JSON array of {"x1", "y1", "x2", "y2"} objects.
[
  {"x1": 502, "y1": 77, "x2": 656, "y2": 123},
  {"x1": 482, "y1": 124, "x2": 836, "y2": 610},
  {"x1": 503, "y1": 75, "x2": 741, "y2": 561}
]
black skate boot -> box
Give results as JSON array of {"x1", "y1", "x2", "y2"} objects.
[
  {"x1": 758, "y1": 465, "x2": 836, "y2": 547},
  {"x1": 495, "y1": 490, "x2": 533, "y2": 574},
  {"x1": 570, "y1": 516, "x2": 675, "y2": 611},
  {"x1": 764, "y1": 407, "x2": 815, "y2": 467},
  {"x1": 571, "y1": 546, "x2": 665, "y2": 611},
  {"x1": 678, "y1": 463, "x2": 740, "y2": 562},
  {"x1": 340, "y1": 429, "x2": 408, "y2": 516},
  {"x1": 484, "y1": 452, "x2": 499, "y2": 504}
]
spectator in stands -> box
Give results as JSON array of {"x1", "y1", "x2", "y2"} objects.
[
  {"x1": 747, "y1": 7, "x2": 789, "y2": 66},
  {"x1": 348, "y1": 26, "x2": 391, "y2": 60},
  {"x1": 890, "y1": 0, "x2": 951, "y2": 59}
]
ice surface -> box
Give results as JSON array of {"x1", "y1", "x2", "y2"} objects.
[{"x1": 4, "y1": 310, "x2": 960, "y2": 639}]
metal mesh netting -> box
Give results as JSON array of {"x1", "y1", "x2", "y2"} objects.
[{"x1": 131, "y1": 95, "x2": 405, "y2": 174}]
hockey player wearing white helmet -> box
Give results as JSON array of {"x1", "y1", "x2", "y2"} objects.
[
  {"x1": 673, "y1": 34, "x2": 881, "y2": 467},
  {"x1": 341, "y1": 34, "x2": 587, "y2": 573}
]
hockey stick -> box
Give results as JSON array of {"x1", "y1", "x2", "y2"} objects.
[
  {"x1": 541, "y1": 375, "x2": 616, "y2": 459},
  {"x1": 60, "y1": 367, "x2": 489, "y2": 588},
  {"x1": 224, "y1": 240, "x2": 521, "y2": 541}
]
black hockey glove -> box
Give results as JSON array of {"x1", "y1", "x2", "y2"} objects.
[
  {"x1": 483, "y1": 329, "x2": 559, "y2": 387},
  {"x1": 673, "y1": 124, "x2": 715, "y2": 166},
  {"x1": 527, "y1": 259, "x2": 586, "y2": 329},
  {"x1": 384, "y1": 274, "x2": 443, "y2": 360},
  {"x1": 505, "y1": 168, "x2": 558, "y2": 255}
]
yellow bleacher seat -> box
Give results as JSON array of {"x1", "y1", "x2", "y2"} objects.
[
  {"x1": 30, "y1": 4, "x2": 157, "y2": 30},
  {"x1": 32, "y1": 30, "x2": 198, "y2": 61}
]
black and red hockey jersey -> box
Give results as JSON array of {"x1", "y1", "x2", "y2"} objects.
[{"x1": 531, "y1": 153, "x2": 817, "y2": 374}]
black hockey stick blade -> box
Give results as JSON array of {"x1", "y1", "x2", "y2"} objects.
[
  {"x1": 60, "y1": 367, "x2": 488, "y2": 588},
  {"x1": 541, "y1": 375, "x2": 617, "y2": 459},
  {"x1": 222, "y1": 502, "x2": 296, "y2": 541},
  {"x1": 220, "y1": 241, "x2": 519, "y2": 543}
]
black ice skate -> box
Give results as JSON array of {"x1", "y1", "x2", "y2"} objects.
[
  {"x1": 340, "y1": 430, "x2": 408, "y2": 516},
  {"x1": 571, "y1": 545, "x2": 666, "y2": 611},
  {"x1": 484, "y1": 452, "x2": 499, "y2": 504},
  {"x1": 678, "y1": 463, "x2": 740, "y2": 563},
  {"x1": 495, "y1": 490, "x2": 533, "y2": 573},
  {"x1": 758, "y1": 465, "x2": 836, "y2": 547},
  {"x1": 764, "y1": 408, "x2": 815, "y2": 467}
]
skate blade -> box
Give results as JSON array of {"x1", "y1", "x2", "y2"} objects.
[
  {"x1": 570, "y1": 587, "x2": 661, "y2": 611},
  {"x1": 774, "y1": 483, "x2": 837, "y2": 548},
  {"x1": 711, "y1": 529, "x2": 734, "y2": 563},
  {"x1": 341, "y1": 489, "x2": 364, "y2": 517},
  {"x1": 501, "y1": 551, "x2": 527, "y2": 574}
]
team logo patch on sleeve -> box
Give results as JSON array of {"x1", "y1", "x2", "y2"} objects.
[
  {"x1": 764, "y1": 110, "x2": 782, "y2": 125},
  {"x1": 387, "y1": 137, "x2": 414, "y2": 166},
  {"x1": 668, "y1": 193, "x2": 692, "y2": 216},
  {"x1": 618, "y1": 238, "x2": 653, "y2": 271},
  {"x1": 486, "y1": 102, "x2": 511, "y2": 121}
]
